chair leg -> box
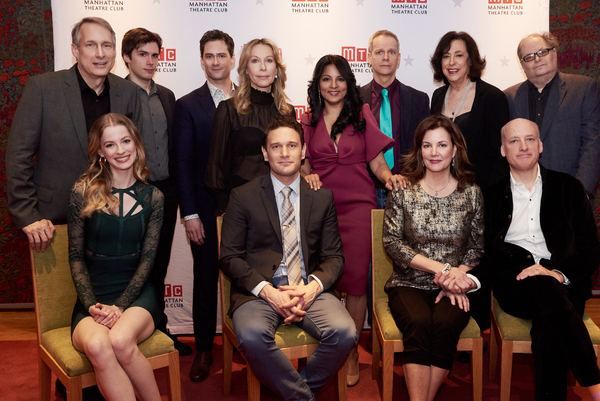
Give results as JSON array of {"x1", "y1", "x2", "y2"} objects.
[
  {"x1": 38, "y1": 358, "x2": 51, "y2": 401},
  {"x1": 223, "y1": 334, "x2": 233, "y2": 396},
  {"x1": 167, "y1": 351, "x2": 182, "y2": 401},
  {"x1": 65, "y1": 377, "x2": 83, "y2": 401},
  {"x1": 489, "y1": 322, "x2": 498, "y2": 382},
  {"x1": 337, "y1": 360, "x2": 347, "y2": 401},
  {"x1": 471, "y1": 337, "x2": 483, "y2": 401},
  {"x1": 246, "y1": 366, "x2": 260, "y2": 401},
  {"x1": 499, "y1": 340, "x2": 514, "y2": 401},
  {"x1": 381, "y1": 340, "x2": 394, "y2": 401},
  {"x1": 372, "y1": 323, "x2": 381, "y2": 380}
]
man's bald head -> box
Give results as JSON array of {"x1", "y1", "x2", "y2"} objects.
[{"x1": 500, "y1": 119, "x2": 543, "y2": 174}]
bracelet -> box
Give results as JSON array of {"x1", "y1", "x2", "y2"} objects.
[{"x1": 441, "y1": 263, "x2": 451, "y2": 273}]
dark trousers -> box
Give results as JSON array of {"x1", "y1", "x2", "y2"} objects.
[
  {"x1": 191, "y1": 217, "x2": 219, "y2": 351},
  {"x1": 388, "y1": 286, "x2": 470, "y2": 370},
  {"x1": 494, "y1": 275, "x2": 600, "y2": 401},
  {"x1": 148, "y1": 178, "x2": 178, "y2": 334}
]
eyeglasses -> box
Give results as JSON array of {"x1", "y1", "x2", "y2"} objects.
[{"x1": 520, "y1": 48, "x2": 554, "y2": 63}]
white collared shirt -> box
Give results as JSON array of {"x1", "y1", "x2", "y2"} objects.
[
  {"x1": 504, "y1": 164, "x2": 569, "y2": 284},
  {"x1": 505, "y1": 164, "x2": 552, "y2": 263}
]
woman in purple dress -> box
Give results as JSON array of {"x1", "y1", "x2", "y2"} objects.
[{"x1": 300, "y1": 54, "x2": 406, "y2": 386}]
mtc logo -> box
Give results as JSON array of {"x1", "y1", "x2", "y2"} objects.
[
  {"x1": 488, "y1": 0, "x2": 522, "y2": 3},
  {"x1": 341, "y1": 46, "x2": 367, "y2": 62},
  {"x1": 164, "y1": 284, "x2": 183, "y2": 297},
  {"x1": 159, "y1": 48, "x2": 176, "y2": 61},
  {"x1": 294, "y1": 105, "x2": 308, "y2": 120}
]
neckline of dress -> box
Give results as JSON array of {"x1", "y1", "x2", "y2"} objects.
[
  {"x1": 250, "y1": 87, "x2": 275, "y2": 105},
  {"x1": 112, "y1": 181, "x2": 138, "y2": 193}
]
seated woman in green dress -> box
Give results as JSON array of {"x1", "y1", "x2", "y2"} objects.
[{"x1": 68, "y1": 113, "x2": 164, "y2": 401}]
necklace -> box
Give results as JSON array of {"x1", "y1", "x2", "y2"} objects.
[
  {"x1": 423, "y1": 178, "x2": 451, "y2": 197},
  {"x1": 443, "y1": 80, "x2": 473, "y2": 121}
]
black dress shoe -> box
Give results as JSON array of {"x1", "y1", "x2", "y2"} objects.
[
  {"x1": 171, "y1": 337, "x2": 193, "y2": 356},
  {"x1": 190, "y1": 351, "x2": 213, "y2": 383}
]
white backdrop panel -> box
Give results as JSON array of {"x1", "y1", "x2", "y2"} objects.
[{"x1": 52, "y1": 0, "x2": 549, "y2": 335}]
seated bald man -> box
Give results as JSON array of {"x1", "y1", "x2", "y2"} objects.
[{"x1": 436, "y1": 119, "x2": 600, "y2": 401}]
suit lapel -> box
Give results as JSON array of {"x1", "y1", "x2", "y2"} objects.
[
  {"x1": 260, "y1": 175, "x2": 283, "y2": 244},
  {"x1": 64, "y1": 66, "x2": 88, "y2": 154},
  {"x1": 514, "y1": 82, "x2": 529, "y2": 119},
  {"x1": 540, "y1": 74, "x2": 566, "y2": 142},
  {"x1": 299, "y1": 180, "x2": 313, "y2": 266},
  {"x1": 198, "y1": 84, "x2": 217, "y2": 123}
]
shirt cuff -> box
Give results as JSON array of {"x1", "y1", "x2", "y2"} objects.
[
  {"x1": 308, "y1": 274, "x2": 324, "y2": 292},
  {"x1": 183, "y1": 214, "x2": 199, "y2": 222},
  {"x1": 466, "y1": 273, "x2": 481, "y2": 293},
  {"x1": 251, "y1": 281, "x2": 271, "y2": 297},
  {"x1": 553, "y1": 270, "x2": 570, "y2": 285}
]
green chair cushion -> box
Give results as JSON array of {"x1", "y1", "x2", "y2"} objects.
[
  {"x1": 375, "y1": 298, "x2": 481, "y2": 341},
  {"x1": 41, "y1": 327, "x2": 174, "y2": 377},
  {"x1": 493, "y1": 297, "x2": 600, "y2": 344},
  {"x1": 224, "y1": 314, "x2": 319, "y2": 349}
]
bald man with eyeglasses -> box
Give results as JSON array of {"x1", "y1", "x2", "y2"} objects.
[{"x1": 504, "y1": 32, "x2": 600, "y2": 199}]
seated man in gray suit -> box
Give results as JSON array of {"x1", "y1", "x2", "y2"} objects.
[
  {"x1": 436, "y1": 119, "x2": 600, "y2": 401},
  {"x1": 7, "y1": 17, "x2": 141, "y2": 252},
  {"x1": 220, "y1": 116, "x2": 357, "y2": 401},
  {"x1": 504, "y1": 32, "x2": 600, "y2": 198}
]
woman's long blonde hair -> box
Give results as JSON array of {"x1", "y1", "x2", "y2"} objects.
[
  {"x1": 234, "y1": 38, "x2": 292, "y2": 116},
  {"x1": 78, "y1": 113, "x2": 149, "y2": 217}
]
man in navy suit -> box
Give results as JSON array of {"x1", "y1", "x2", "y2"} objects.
[
  {"x1": 504, "y1": 32, "x2": 600, "y2": 197},
  {"x1": 172, "y1": 29, "x2": 236, "y2": 382},
  {"x1": 121, "y1": 27, "x2": 192, "y2": 356}
]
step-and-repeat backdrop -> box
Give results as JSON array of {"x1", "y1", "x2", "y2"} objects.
[{"x1": 51, "y1": 0, "x2": 548, "y2": 334}]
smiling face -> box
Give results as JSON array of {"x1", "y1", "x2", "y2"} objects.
[
  {"x1": 201, "y1": 39, "x2": 235, "y2": 84},
  {"x1": 246, "y1": 43, "x2": 277, "y2": 92},
  {"x1": 262, "y1": 126, "x2": 306, "y2": 185},
  {"x1": 98, "y1": 124, "x2": 137, "y2": 174},
  {"x1": 123, "y1": 42, "x2": 159, "y2": 84},
  {"x1": 319, "y1": 64, "x2": 348, "y2": 108},
  {"x1": 519, "y1": 35, "x2": 557, "y2": 87},
  {"x1": 369, "y1": 34, "x2": 400, "y2": 83},
  {"x1": 421, "y1": 127, "x2": 457, "y2": 174},
  {"x1": 71, "y1": 22, "x2": 116, "y2": 84},
  {"x1": 441, "y1": 39, "x2": 470, "y2": 86},
  {"x1": 501, "y1": 119, "x2": 543, "y2": 174}
]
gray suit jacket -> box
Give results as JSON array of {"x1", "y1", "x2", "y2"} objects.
[
  {"x1": 504, "y1": 72, "x2": 600, "y2": 194},
  {"x1": 6, "y1": 65, "x2": 142, "y2": 229}
]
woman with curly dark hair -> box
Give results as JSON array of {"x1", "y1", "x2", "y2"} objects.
[
  {"x1": 300, "y1": 54, "x2": 405, "y2": 386},
  {"x1": 430, "y1": 31, "x2": 509, "y2": 191}
]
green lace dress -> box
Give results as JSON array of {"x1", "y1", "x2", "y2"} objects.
[{"x1": 68, "y1": 181, "x2": 164, "y2": 333}]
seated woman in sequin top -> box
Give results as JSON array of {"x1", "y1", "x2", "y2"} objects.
[
  {"x1": 383, "y1": 115, "x2": 484, "y2": 401},
  {"x1": 68, "y1": 113, "x2": 164, "y2": 401}
]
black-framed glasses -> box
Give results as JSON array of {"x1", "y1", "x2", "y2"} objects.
[{"x1": 520, "y1": 48, "x2": 554, "y2": 63}]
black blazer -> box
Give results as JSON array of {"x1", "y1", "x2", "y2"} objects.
[
  {"x1": 172, "y1": 83, "x2": 218, "y2": 222},
  {"x1": 155, "y1": 83, "x2": 176, "y2": 180},
  {"x1": 219, "y1": 175, "x2": 344, "y2": 316},
  {"x1": 472, "y1": 165, "x2": 600, "y2": 302},
  {"x1": 431, "y1": 78, "x2": 509, "y2": 190}
]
